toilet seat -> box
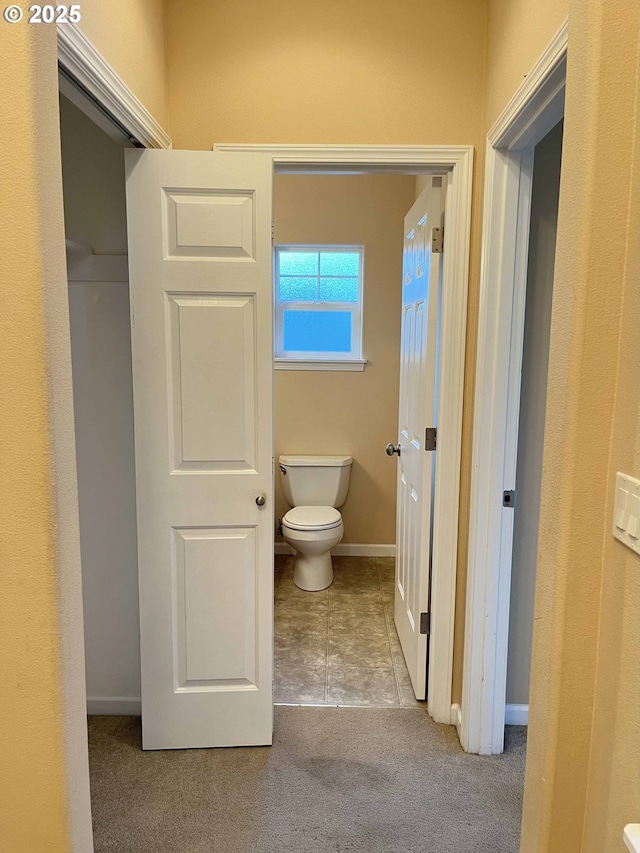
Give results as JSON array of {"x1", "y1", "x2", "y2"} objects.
[{"x1": 282, "y1": 505, "x2": 342, "y2": 531}]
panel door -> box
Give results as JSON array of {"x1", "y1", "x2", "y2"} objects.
[
  {"x1": 125, "y1": 150, "x2": 273, "y2": 749},
  {"x1": 394, "y1": 177, "x2": 445, "y2": 700}
]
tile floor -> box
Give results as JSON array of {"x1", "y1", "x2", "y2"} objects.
[{"x1": 274, "y1": 554, "x2": 423, "y2": 708}]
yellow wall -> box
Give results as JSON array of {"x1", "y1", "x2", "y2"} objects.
[
  {"x1": 77, "y1": 0, "x2": 168, "y2": 126},
  {"x1": 0, "y1": 24, "x2": 71, "y2": 853},
  {"x1": 484, "y1": 0, "x2": 569, "y2": 131},
  {"x1": 165, "y1": 0, "x2": 487, "y2": 150},
  {"x1": 273, "y1": 174, "x2": 416, "y2": 544},
  {"x1": 521, "y1": 1, "x2": 640, "y2": 849}
]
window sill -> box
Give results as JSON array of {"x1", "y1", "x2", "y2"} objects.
[{"x1": 274, "y1": 358, "x2": 367, "y2": 372}]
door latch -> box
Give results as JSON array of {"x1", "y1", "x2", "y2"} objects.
[{"x1": 425, "y1": 428, "x2": 437, "y2": 451}]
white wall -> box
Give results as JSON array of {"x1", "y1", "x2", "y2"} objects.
[
  {"x1": 68, "y1": 281, "x2": 141, "y2": 710},
  {"x1": 506, "y1": 121, "x2": 563, "y2": 705},
  {"x1": 61, "y1": 95, "x2": 141, "y2": 711}
]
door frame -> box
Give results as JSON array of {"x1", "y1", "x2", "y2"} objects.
[
  {"x1": 460, "y1": 21, "x2": 567, "y2": 755},
  {"x1": 216, "y1": 143, "x2": 473, "y2": 724}
]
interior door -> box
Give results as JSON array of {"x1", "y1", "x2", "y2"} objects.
[
  {"x1": 393, "y1": 177, "x2": 445, "y2": 700},
  {"x1": 125, "y1": 150, "x2": 273, "y2": 749}
]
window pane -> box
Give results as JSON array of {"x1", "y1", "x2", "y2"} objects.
[
  {"x1": 283, "y1": 310, "x2": 352, "y2": 353},
  {"x1": 278, "y1": 251, "x2": 319, "y2": 276},
  {"x1": 319, "y1": 276, "x2": 359, "y2": 302},
  {"x1": 319, "y1": 252, "x2": 360, "y2": 277},
  {"x1": 279, "y1": 276, "x2": 317, "y2": 301}
]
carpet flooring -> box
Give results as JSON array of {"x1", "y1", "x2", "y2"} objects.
[{"x1": 88, "y1": 708, "x2": 526, "y2": 853}]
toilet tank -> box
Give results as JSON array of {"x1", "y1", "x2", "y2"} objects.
[{"x1": 279, "y1": 455, "x2": 353, "y2": 508}]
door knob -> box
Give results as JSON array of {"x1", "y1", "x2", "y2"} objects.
[
  {"x1": 386, "y1": 443, "x2": 401, "y2": 457},
  {"x1": 255, "y1": 495, "x2": 266, "y2": 507}
]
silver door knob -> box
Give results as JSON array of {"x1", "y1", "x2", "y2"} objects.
[
  {"x1": 255, "y1": 495, "x2": 266, "y2": 507},
  {"x1": 386, "y1": 443, "x2": 401, "y2": 456}
]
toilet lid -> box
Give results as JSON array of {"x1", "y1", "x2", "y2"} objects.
[{"x1": 282, "y1": 506, "x2": 342, "y2": 531}]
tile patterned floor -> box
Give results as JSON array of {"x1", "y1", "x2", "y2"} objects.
[{"x1": 274, "y1": 555, "x2": 423, "y2": 708}]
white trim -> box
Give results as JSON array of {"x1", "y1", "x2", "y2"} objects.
[
  {"x1": 57, "y1": 25, "x2": 172, "y2": 150},
  {"x1": 215, "y1": 143, "x2": 471, "y2": 171},
  {"x1": 224, "y1": 142, "x2": 473, "y2": 728},
  {"x1": 274, "y1": 358, "x2": 367, "y2": 371},
  {"x1": 275, "y1": 542, "x2": 396, "y2": 557},
  {"x1": 462, "y1": 21, "x2": 567, "y2": 756},
  {"x1": 624, "y1": 825, "x2": 640, "y2": 853},
  {"x1": 504, "y1": 704, "x2": 529, "y2": 726},
  {"x1": 489, "y1": 22, "x2": 568, "y2": 150},
  {"x1": 87, "y1": 696, "x2": 142, "y2": 716}
]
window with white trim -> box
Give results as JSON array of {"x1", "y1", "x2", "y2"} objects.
[{"x1": 274, "y1": 246, "x2": 365, "y2": 370}]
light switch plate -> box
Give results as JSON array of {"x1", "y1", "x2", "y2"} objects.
[{"x1": 613, "y1": 473, "x2": 640, "y2": 556}]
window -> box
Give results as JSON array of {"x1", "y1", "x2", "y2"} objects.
[{"x1": 274, "y1": 246, "x2": 365, "y2": 370}]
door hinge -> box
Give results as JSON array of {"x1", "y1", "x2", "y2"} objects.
[
  {"x1": 425, "y1": 427, "x2": 437, "y2": 451},
  {"x1": 503, "y1": 489, "x2": 517, "y2": 508},
  {"x1": 431, "y1": 226, "x2": 443, "y2": 253},
  {"x1": 420, "y1": 612, "x2": 430, "y2": 635}
]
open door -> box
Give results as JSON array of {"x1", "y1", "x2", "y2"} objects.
[
  {"x1": 125, "y1": 150, "x2": 274, "y2": 749},
  {"x1": 391, "y1": 177, "x2": 444, "y2": 700}
]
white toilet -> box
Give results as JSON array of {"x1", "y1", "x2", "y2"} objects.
[{"x1": 279, "y1": 455, "x2": 353, "y2": 591}]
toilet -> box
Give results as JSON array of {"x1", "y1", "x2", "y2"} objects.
[{"x1": 279, "y1": 455, "x2": 353, "y2": 591}]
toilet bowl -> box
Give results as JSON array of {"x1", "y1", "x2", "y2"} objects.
[
  {"x1": 278, "y1": 455, "x2": 353, "y2": 592},
  {"x1": 281, "y1": 506, "x2": 344, "y2": 591}
]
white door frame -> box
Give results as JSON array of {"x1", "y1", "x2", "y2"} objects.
[
  {"x1": 217, "y1": 143, "x2": 473, "y2": 724},
  {"x1": 460, "y1": 22, "x2": 567, "y2": 755},
  {"x1": 57, "y1": 23, "x2": 172, "y2": 149}
]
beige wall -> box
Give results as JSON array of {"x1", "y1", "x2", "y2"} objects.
[
  {"x1": 521, "y1": 0, "x2": 640, "y2": 850},
  {"x1": 165, "y1": 0, "x2": 487, "y2": 150},
  {"x1": 0, "y1": 23, "x2": 87, "y2": 853},
  {"x1": 78, "y1": 0, "x2": 168, "y2": 126},
  {"x1": 274, "y1": 174, "x2": 416, "y2": 544},
  {"x1": 484, "y1": 0, "x2": 569, "y2": 131}
]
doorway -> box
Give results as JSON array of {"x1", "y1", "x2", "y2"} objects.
[
  {"x1": 271, "y1": 173, "x2": 435, "y2": 708},
  {"x1": 59, "y1": 89, "x2": 142, "y2": 717},
  {"x1": 461, "y1": 23, "x2": 567, "y2": 755},
  {"x1": 57, "y1": 33, "x2": 473, "y2": 751},
  {"x1": 505, "y1": 121, "x2": 563, "y2": 726}
]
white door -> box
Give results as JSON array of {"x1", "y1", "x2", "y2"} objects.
[
  {"x1": 393, "y1": 177, "x2": 445, "y2": 700},
  {"x1": 125, "y1": 150, "x2": 274, "y2": 749}
]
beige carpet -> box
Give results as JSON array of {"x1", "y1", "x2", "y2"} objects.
[{"x1": 88, "y1": 707, "x2": 526, "y2": 853}]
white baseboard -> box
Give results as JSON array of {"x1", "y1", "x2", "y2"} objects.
[
  {"x1": 87, "y1": 696, "x2": 141, "y2": 716},
  {"x1": 275, "y1": 543, "x2": 395, "y2": 557},
  {"x1": 505, "y1": 703, "x2": 529, "y2": 726}
]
